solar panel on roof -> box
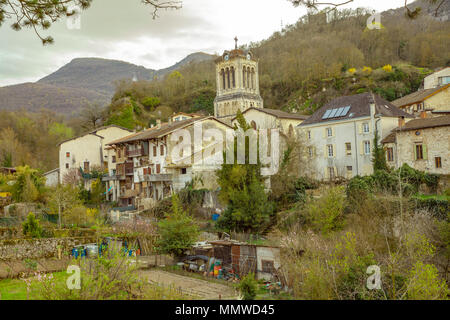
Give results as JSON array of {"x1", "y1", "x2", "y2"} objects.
[
  {"x1": 328, "y1": 108, "x2": 338, "y2": 118},
  {"x1": 341, "y1": 106, "x2": 351, "y2": 117},
  {"x1": 322, "y1": 109, "x2": 332, "y2": 119},
  {"x1": 334, "y1": 107, "x2": 345, "y2": 117}
]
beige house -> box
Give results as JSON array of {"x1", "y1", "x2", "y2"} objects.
[
  {"x1": 298, "y1": 93, "x2": 413, "y2": 180},
  {"x1": 392, "y1": 84, "x2": 449, "y2": 117},
  {"x1": 382, "y1": 116, "x2": 450, "y2": 175},
  {"x1": 105, "y1": 116, "x2": 232, "y2": 209},
  {"x1": 423, "y1": 67, "x2": 450, "y2": 89},
  {"x1": 171, "y1": 112, "x2": 202, "y2": 122},
  {"x1": 231, "y1": 107, "x2": 308, "y2": 137},
  {"x1": 58, "y1": 125, "x2": 133, "y2": 186}
]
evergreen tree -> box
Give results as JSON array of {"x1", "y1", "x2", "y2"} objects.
[{"x1": 372, "y1": 130, "x2": 388, "y2": 172}]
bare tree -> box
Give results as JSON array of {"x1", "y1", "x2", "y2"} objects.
[{"x1": 80, "y1": 102, "x2": 105, "y2": 130}]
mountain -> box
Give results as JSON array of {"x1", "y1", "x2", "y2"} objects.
[
  {"x1": 382, "y1": 0, "x2": 450, "y2": 21},
  {"x1": 0, "y1": 52, "x2": 214, "y2": 115}
]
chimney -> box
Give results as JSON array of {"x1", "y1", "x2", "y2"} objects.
[
  {"x1": 398, "y1": 116, "x2": 405, "y2": 128},
  {"x1": 156, "y1": 119, "x2": 161, "y2": 129},
  {"x1": 420, "y1": 111, "x2": 427, "y2": 119}
]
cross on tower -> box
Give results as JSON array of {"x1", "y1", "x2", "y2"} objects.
[{"x1": 234, "y1": 36, "x2": 238, "y2": 50}]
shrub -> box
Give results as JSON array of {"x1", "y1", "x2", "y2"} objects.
[
  {"x1": 22, "y1": 212, "x2": 43, "y2": 238},
  {"x1": 306, "y1": 187, "x2": 345, "y2": 235},
  {"x1": 237, "y1": 273, "x2": 258, "y2": 300},
  {"x1": 406, "y1": 261, "x2": 448, "y2": 300}
]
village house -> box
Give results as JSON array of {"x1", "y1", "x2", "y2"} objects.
[
  {"x1": 298, "y1": 92, "x2": 413, "y2": 180},
  {"x1": 231, "y1": 107, "x2": 309, "y2": 137},
  {"x1": 171, "y1": 112, "x2": 202, "y2": 122},
  {"x1": 43, "y1": 168, "x2": 60, "y2": 187},
  {"x1": 392, "y1": 83, "x2": 449, "y2": 117},
  {"x1": 381, "y1": 115, "x2": 450, "y2": 175},
  {"x1": 58, "y1": 125, "x2": 134, "y2": 187},
  {"x1": 104, "y1": 116, "x2": 232, "y2": 209},
  {"x1": 423, "y1": 67, "x2": 450, "y2": 90}
]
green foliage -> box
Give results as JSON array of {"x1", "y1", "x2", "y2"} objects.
[
  {"x1": 372, "y1": 131, "x2": 388, "y2": 172},
  {"x1": 305, "y1": 187, "x2": 346, "y2": 235},
  {"x1": 105, "y1": 105, "x2": 136, "y2": 130},
  {"x1": 156, "y1": 194, "x2": 200, "y2": 257},
  {"x1": 10, "y1": 166, "x2": 45, "y2": 203},
  {"x1": 141, "y1": 96, "x2": 161, "y2": 111},
  {"x1": 22, "y1": 212, "x2": 43, "y2": 238},
  {"x1": 216, "y1": 111, "x2": 274, "y2": 234},
  {"x1": 407, "y1": 261, "x2": 448, "y2": 300},
  {"x1": 237, "y1": 273, "x2": 258, "y2": 300},
  {"x1": 48, "y1": 122, "x2": 74, "y2": 140}
]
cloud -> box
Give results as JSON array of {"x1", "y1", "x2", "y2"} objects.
[{"x1": 0, "y1": 0, "x2": 397, "y2": 86}]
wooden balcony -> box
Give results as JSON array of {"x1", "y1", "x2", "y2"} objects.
[{"x1": 126, "y1": 148, "x2": 144, "y2": 157}]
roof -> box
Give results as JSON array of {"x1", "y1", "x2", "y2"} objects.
[
  {"x1": 44, "y1": 168, "x2": 60, "y2": 175},
  {"x1": 108, "y1": 116, "x2": 232, "y2": 145},
  {"x1": 57, "y1": 125, "x2": 134, "y2": 147},
  {"x1": 232, "y1": 107, "x2": 309, "y2": 121},
  {"x1": 171, "y1": 112, "x2": 202, "y2": 118},
  {"x1": 394, "y1": 115, "x2": 450, "y2": 132},
  {"x1": 392, "y1": 84, "x2": 450, "y2": 107},
  {"x1": 299, "y1": 92, "x2": 413, "y2": 126},
  {"x1": 381, "y1": 132, "x2": 396, "y2": 144}
]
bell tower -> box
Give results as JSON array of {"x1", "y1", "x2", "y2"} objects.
[{"x1": 214, "y1": 37, "x2": 263, "y2": 122}]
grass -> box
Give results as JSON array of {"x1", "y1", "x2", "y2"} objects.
[
  {"x1": 0, "y1": 272, "x2": 67, "y2": 300},
  {"x1": 415, "y1": 194, "x2": 449, "y2": 201}
]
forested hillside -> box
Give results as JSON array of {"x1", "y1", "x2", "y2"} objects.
[{"x1": 104, "y1": 7, "x2": 449, "y2": 129}]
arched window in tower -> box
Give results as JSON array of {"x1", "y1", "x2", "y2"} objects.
[
  {"x1": 231, "y1": 67, "x2": 236, "y2": 88},
  {"x1": 247, "y1": 67, "x2": 251, "y2": 89},
  {"x1": 251, "y1": 68, "x2": 255, "y2": 90},
  {"x1": 243, "y1": 67, "x2": 246, "y2": 88},
  {"x1": 251, "y1": 121, "x2": 257, "y2": 130},
  {"x1": 221, "y1": 69, "x2": 225, "y2": 90},
  {"x1": 226, "y1": 68, "x2": 230, "y2": 89}
]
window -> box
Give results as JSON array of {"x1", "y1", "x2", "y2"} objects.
[
  {"x1": 308, "y1": 147, "x2": 313, "y2": 158},
  {"x1": 156, "y1": 164, "x2": 161, "y2": 174},
  {"x1": 160, "y1": 145, "x2": 164, "y2": 156},
  {"x1": 66, "y1": 152, "x2": 70, "y2": 158},
  {"x1": 83, "y1": 161, "x2": 90, "y2": 173},
  {"x1": 438, "y1": 76, "x2": 450, "y2": 86},
  {"x1": 327, "y1": 144, "x2": 334, "y2": 157},
  {"x1": 181, "y1": 168, "x2": 187, "y2": 175},
  {"x1": 387, "y1": 148, "x2": 394, "y2": 162},
  {"x1": 346, "y1": 166, "x2": 353, "y2": 179},
  {"x1": 364, "y1": 141, "x2": 371, "y2": 155},
  {"x1": 112, "y1": 156, "x2": 116, "y2": 163},
  {"x1": 308, "y1": 131, "x2": 311, "y2": 139},
  {"x1": 435, "y1": 157, "x2": 442, "y2": 168},
  {"x1": 345, "y1": 143, "x2": 352, "y2": 155},
  {"x1": 326, "y1": 128, "x2": 333, "y2": 137},
  {"x1": 363, "y1": 123, "x2": 370, "y2": 133},
  {"x1": 415, "y1": 144, "x2": 423, "y2": 160},
  {"x1": 65, "y1": 163, "x2": 69, "y2": 169},
  {"x1": 261, "y1": 260, "x2": 275, "y2": 273},
  {"x1": 153, "y1": 146, "x2": 157, "y2": 157}
]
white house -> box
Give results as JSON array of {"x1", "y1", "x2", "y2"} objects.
[
  {"x1": 43, "y1": 168, "x2": 59, "y2": 187},
  {"x1": 58, "y1": 125, "x2": 133, "y2": 186},
  {"x1": 423, "y1": 67, "x2": 450, "y2": 89},
  {"x1": 298, "y1": 92, "x2": 413, "y2": 180}
]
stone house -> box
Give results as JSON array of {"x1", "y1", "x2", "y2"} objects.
[
  {"x1": 43, "y1": 168, "x2": 60, "y2": 187},
  {"x1": 392, "y1": 84, "x2": 449, "y2": 117},
  {"x1": 58, "y1": 125, "x2": 133, "y2": 186},
  {"x1": 298, "y1": 92, "x2": 413, "y2": 181},
  {"x1": 231, "y1": 107, "x2": 309, "y2": 137},
  {"x1": 104, "y1": 116, "x2": 232, "y2": 209},
  {"x1": 423, "y1": 67, "x2": 450, "y2": 89},
  {"x1": 381, "y1": 115, "x2": 450, "y2": 175}
]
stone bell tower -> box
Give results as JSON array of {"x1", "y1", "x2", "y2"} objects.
[{"x1": 214, "y1": 37, "x2": 264, "y2": 122}]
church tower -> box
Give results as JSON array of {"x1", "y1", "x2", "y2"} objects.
[{"x1": 214, "y1": 37, "x2": 264, "y2": 122}]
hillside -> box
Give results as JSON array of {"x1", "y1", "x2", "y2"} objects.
[
  {"x1": 0, "y1": 82, "x2": 110, "y2": 115},
  {"x1": 0, "y1": 52, "x2": 214, "y2": 116}
]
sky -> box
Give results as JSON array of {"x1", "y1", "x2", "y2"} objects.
[{"x1": 0, "y1": 0, "x2": 406, "y2": 86}]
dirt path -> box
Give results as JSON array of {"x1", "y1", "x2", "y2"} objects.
[{"x1": 140, "y1": 269, "x2": 237, "y2": 300}]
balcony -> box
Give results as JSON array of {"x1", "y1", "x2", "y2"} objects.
[
  {"x1": 144, "y1": 174, "x2": 172, "y2": 182},
  {"x1": 126, "y1": 148, "x2": 144, "y2": 157}
]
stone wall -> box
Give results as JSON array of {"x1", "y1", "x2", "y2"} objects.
[{"x1": 0, "y1": 237, "x2": 97, "y2": 261}]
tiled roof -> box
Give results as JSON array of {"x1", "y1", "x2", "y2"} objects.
[
  {"x1": 234, "y1": 107, "x2": 309, "y2": 120},
  {"x1": 57, "y1": 125, "x2": 133, "y2": 147},
  {"x1": 299, "y1": 92, "x2": 413, "y2": 126},
  {"x1": 394, "y1": 115, "x2": 450, "y2": 131},
  {"x1": 108, "y1": 116, "x2": 232, "y2": 145},
  {"x1": 392, "y1": 84, "x2": 450, "y2": 107},
  {"x1": 381, "y1": 132, "x2": 396, "y2": 144}
]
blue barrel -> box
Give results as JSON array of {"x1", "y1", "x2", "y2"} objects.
[
  {"x1": 212, "y1": 214, "x2": 220, "y2": 221},
  {"x1": 72, "y1": 248, "x2": 78, "y2": 259}
]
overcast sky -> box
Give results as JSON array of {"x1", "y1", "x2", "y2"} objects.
[{"x1": 0, "y1": 0, "x2": 405, "y2": 86}]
